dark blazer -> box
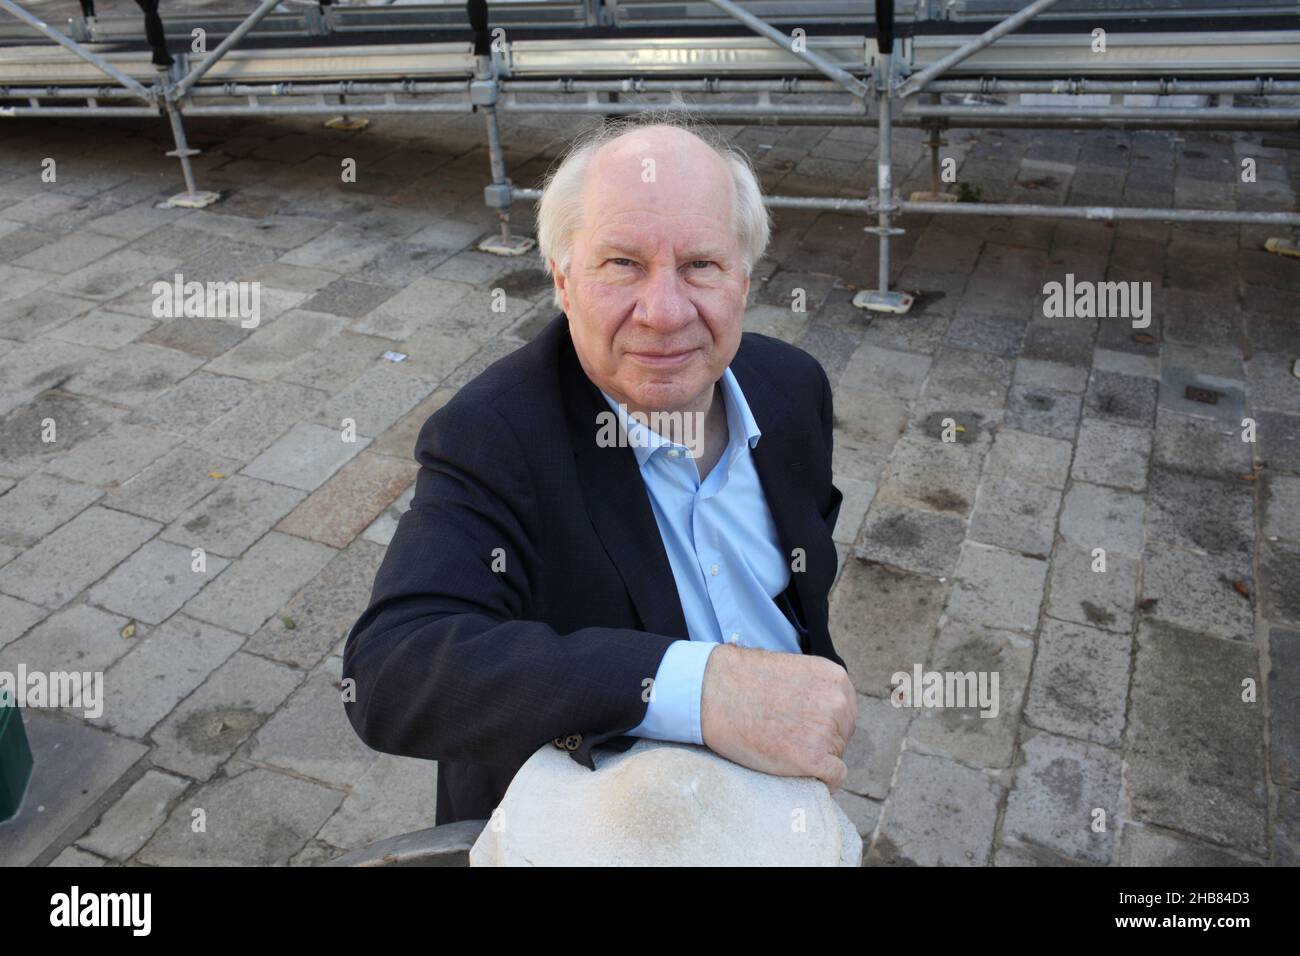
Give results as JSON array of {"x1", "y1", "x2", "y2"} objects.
[{"x1": 342, "y1": 313, "x2": 845, "y2": 825}]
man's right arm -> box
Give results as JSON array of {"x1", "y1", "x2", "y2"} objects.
[{"x1": 342, "y1": 398, "x2": 677, "y2": 770}]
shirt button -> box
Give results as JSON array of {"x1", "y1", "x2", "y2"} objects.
[
  {"x1": 667, "y1": 449, "x2": 680, "y2": 458},
  {"x1": 710, "y1": 564, "x2": 719, "y2": 576},
  {"x1": 727, "y1": 633, "x2": 740, "y2": 644}
]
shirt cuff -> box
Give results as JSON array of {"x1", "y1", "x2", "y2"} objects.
[{"x1": 625, "y1": 639, "x2": 717, "y2": 746}]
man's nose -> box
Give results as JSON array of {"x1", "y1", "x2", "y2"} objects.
[{"x1": 634, "y1": 264, "x2": 697, "y2": 332}]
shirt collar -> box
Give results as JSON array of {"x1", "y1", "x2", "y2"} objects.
[{"x1": 598, "y1": 366, "x2": 762, "y2": 468}]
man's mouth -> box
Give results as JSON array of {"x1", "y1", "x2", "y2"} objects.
[{"x1": 627, "y1": 348, "x2": 697, "y2": 367}]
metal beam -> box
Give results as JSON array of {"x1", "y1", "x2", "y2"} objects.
[
  {"x1": 0, "y1": 0, "x2": 153, "y2": 101},
  {"x1": 896, "y1": 0, "x2": 1065, "y2": 97},
  {"x1": 171, "y1": 0, "x2": 283, "y2": 99},
  {"x1": 702, "y1": 0, "x2": 871, "y2": 100}
]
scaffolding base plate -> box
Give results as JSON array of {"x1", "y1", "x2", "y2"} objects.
[
  {"x1": 853, "y1": 289, "x2": 914, "y2": 314},
  {"x1": 478, "y1": 233, "x2": 536, "y2": 256},
  {"x1": 1264, "y1": 237, "x2": 1300, "y2": 259},
  {"x1": 325, "y1": 116, "x2": 370, "y2": 131},
  {"x1": 160, "y1": 190, "x2": 222, "y2": 209}
]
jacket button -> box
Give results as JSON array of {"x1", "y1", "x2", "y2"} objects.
[
  {"x1": 563, "y1": 734, "x2": 582, "y2": 751},
  {"x1": 552, "y1": 737, "x2": 566, "y2": 749}
]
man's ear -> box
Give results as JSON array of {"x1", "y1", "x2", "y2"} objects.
[{"x1": 549, "y1": 258, "x2": 569, "y2": 314}]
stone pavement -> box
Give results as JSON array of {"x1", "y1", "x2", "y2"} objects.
[{"x1": 0, "y1": 98, "x2": 1296, "y2": 866}]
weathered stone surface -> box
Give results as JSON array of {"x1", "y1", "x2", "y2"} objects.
[
  {"x1": 1058, "y1": 482, "x2": 1145, "y2": 557},
  {"x1": 1267, "y1": 627, "x2": 1300, "y2": 789},
  {"x1": 470, "y1": 740, "x2": 862, "y2": 866},
  {"x1": 77, "y1": 769, "x2": 191, "y2": 862},
  {"x1": 1045, "y1": 542, "x2": 1138, "y2": 634},
  {"x1": 1002, "y1": 729, "x2": 1122, "y2": 864},
  {"x1": 968, "y1": 475, "x2": 1061, "y2": 557},
  {"x1": 1140, "y1": 545, "x2": 1253, "y2": 642},
  {"x1": 855, "y1": 504, "x2": 967, "y2": 578},
  {"x1": 0, "y1": 472, "x2": 102, "y2": 548},
  {"x1": 240, "y1": 422, "x2": 369, "y2": 492},
  {"x1": 1071, "y1": 419, "x2": 1152, "y2": 492},
  {"x1": 871, "y1": 751, "x2": 1001, "y2": 866},
  {"x1": 88, "y1": 538, "x2": 229, "y2": 625},
  {"x1": 1126, "y1": 620, "x2": 1267, "y2": 855},
  {"x1": 1117, "y1": 823, "x2": 1261, "y2": 866},
  {"x1": 161, "y1": 474, "x2": 305, "y2": 558},
  {"x1": 946, "y1": 542, "x2": 1048, "y2": 633},
  {"x1": 984, "y1": 428, "x2": 1072, "y2": 489},
  {"x1": 1024, "y1": 618, "x2": 1131, "y2": 747},
  {"x1": 275, "y1": 451, "x2": 416, "y2": 549}
]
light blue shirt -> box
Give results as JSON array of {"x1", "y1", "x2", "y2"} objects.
[{"x1": 598, "y1": 367, "x2": 801, "y2": 746}]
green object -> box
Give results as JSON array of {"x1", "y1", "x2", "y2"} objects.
[{"x1": 0, "y1": 688, "x2": 34, "y2": 823}]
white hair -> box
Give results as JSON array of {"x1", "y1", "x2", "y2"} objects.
[{"x1": 534, "y1": 111, "x2": 771, "y2": 310}]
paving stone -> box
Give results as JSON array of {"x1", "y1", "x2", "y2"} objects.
[
  {"x1": 1012, "y1": 357, "x2": 1089, "y2": 394},
  {"x1": 1266, "y1": 627, "x2": 1300, "y2": 789},
  {"x1": 1275, "y1": 789, "x2": 1300, "y2": 866},
  {"x1": 49, "y1": 846, "x2": 111, "y2": 866},
  {"x1": 943, "y1": 311, "x2": 1027, "y2": 358},
  {"x1": 858, "y1": 309, "x2": 953, "y2": 355},
  {"x1": 46, "y1": 308, "x2": 158, "y2": 350},
  {"x1": 1083, "y1": 368, "x2": 1158, "y2": 426},
  {"x1": 829, "y1": 475, "x2": 874, "y2": 547},
  {"x1": 246, "y1": 657, "x2": 380, "y2": 787},
  {"x1": 874, "y1": 436, "x2": 982, "y2": 519},
  {"x1": 1145, "y1": 468, "x2": 1254, "y2": 561},
  {"x1": 351, "y1": 276, "x2": 478, "y2": 340},
  {"x1": 13, "y1": 230, "x2": 126, "y2": 274},
  {"x1": 276, "y1": 452, "x2": 416, "y2": 549},
  {"x1": 1256, "y1": 411, "x2": 1300, "y2": 474},
  {"x1": 183, "y1": 531, "x2": 336, "y2": 635},
  {"x1": 1140, "y1": 543, "x2": 1253, "y2": 642},
  {"x1": 0, "y1": 472, "x2": 102, "y2": 547},
  {"x1": 1070, "y1": 418, "x2": 1152, "y2": 491},
  {"x1": 830, "y1": 385, "x2": 909, "y2": 482},
  {"x1": 1005, "y1": 383, "x2": 1084, "y2": 441},
  {"x1": 53, "y1": 248, "x2": 181, "y2": 302},
  {"x1": 855, "y1": 504, "x2": 967, "y2": 578},
  {"x1": 0, "y1": 289, "x2": 94, "y2": 343},
  {"x1": 0, "y1": 506, "x2": 159, "y2": 608},
  {"x1": 240, "y1": 422, "x2": 370, "y2": 492},
  {"x1": 1024, "y1": 618, "x2": 1131, "y2": 747},
  {"x1": 832, "y1": 790, "x2": 883, "y2": 843},
  {"x1": 245, "y1": 538, "x2": 386, "y2": 669},
  {"x1": 0, "y1": 593, "x2": 46, "y2": 651},
  {"x1": 137, "y1": 766, "x2": 344, "y2": 866},
  {"x1": 278, "y1": 330, "x2": 392, "y2": 392},
  {"x1": 160, "y1": 474, "x2": 304, "y2": 558},
  {"x1": 369, "y1": 389, "x2": 456, "y2": 463},
  {"x1": 124, "y1": 371, "x2": 258, "y2": 437},
  {"x1": 1245, "y1": 351, "x2": 1300, "y2": 414},
  {"x1": 1162, "y1": 342, "x2": 1244, "y2": 382},
  {"x1": 1158, "y1": 364, "x2": 1246, "y2": 427},
  {"x1": 361, "y1": 483, "x2": 415, "y2": 547},
  {"x1": 1261, "y1": 473, "x2": 1300, "y2": 543},
  {"x1": 946, "y1": 542, "x2": 1048, "y2": 634},
  {"x1": 189, "y1": 380, "x2": 328, "y2": 461},
  {"x1": 840, "y1": 343, "x2": 931, "y2": 399},
  {"x1": 905, "y1": 621, "x2": 1033, "y2": 769},
  {"x1": 310, "y1": 365, "x2": 437, "y2": 440},
  {"x1": 1117, "y1": 823, "x2": 1261, "y2": 866},
  {"x1": 0, "y1": 338, "x2": 103, "y2": 417},
  {"x1": 1020, "y1": 322, "x2": 1095, "y2": 368},
  {"x1": 993, "y1": 841, "x2": 1092, "y2": 867},
  {"x1": 1259, "y1": 538, "x2": 1300, "y2": 627},
  {"x1": 920, "y1": 347, "x2": 1013, "y2": 408},
  {"x1": 100, "y1": 613, "x2": 244, "y2": 739},
  {"x1": 301, "y1": 278, "x2": 399, "y2": 318},
  {"x1": 1091, "y1": 347, "x2": 1158, "y2": 379},
  {"x1": 88, "y1": 538, "x2": 229, "y2": 625},
  {"x1": 871, "y1": 751, "x2": 1001, "y2": 866},
  {"x1": 386, "y1": 328, "x2": 487, "y2": 386},
  {"x1": 316, "y1": 752, "x2": 439, "y2": 850},
  {"x1": 205, "y1": 309, "x2": 349, "y2": 382},
  {"x1": 39, "y1": 421, "x2": 181, "y2": 489},
  {"x1": 76, "y1": 770, "x2": 191, "y2": 862},
  {"x1": 0, "y1": 712, "x2": 148, "y2": 866},
  {"x1": 841, "y1": 693, "x2": 912, "y2": 799},
  {"x1": 967, "y1": 475, "x2": 1060, "y2": 557},
  {"x1": 1002, "y1": 729, "x2": 1122, "y2": 865},
  {"x1": 150, "y1": 651, "x2": 305, "y2": 781},
  {"x1": 903, "y1": 404, "x2": 1000, "y2": 453},
  {"x1": 103, "y1": 444, "x2": 241, "y2": 523},
  {"x1": 983, "y1": 428, "x2": 1072, "y2": 490},
  {"x1": 0, "y1": 602, "x2": 141, "y2": 680},
  {"x1": 243, "y1": 261, "x2": 339, "y2": 294},
  {"x1": 1058, "y1": 482, "x2": 1145, "y2": 557},
  {"x1": 1127, "y1": 619, "x2": 1267, "y2": 855},
  {"x1": 1045, "y1": 541, "x2": 1138, "y2": 634},
  {"x1": 829, "y1": 558, "x2": 947, "y2": 699},
  {"x1": 1152, "y1": 408, "x2": 1253, "y2": 481}
]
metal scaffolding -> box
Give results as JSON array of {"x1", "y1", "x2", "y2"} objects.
[{"x1": 2, "y1": 0, "x2": 1299, "y2": 311}]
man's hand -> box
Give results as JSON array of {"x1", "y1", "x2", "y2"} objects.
[{"x1": 700, "y1": 643, "x2": 857, "y2": 790}]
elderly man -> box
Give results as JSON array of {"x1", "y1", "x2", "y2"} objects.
[{"x1": 343, "y1": 115, "x2": 856, "y2": 826}]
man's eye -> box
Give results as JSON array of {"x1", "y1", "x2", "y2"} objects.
[
  {"x1": 610, "y1": 258, "x2": 635, "y2": 267},
  {"x1": 689, "y1": 260, "x2": 715, "y2": 269}
]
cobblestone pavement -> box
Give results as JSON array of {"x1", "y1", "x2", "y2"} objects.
[{"x1": 0, "y1": 96, "x2": 1296, "y2": 866}]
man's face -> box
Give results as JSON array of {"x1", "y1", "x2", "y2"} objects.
[{"x1": 551, "y1": 129, "x2": 751, "y2": 418}]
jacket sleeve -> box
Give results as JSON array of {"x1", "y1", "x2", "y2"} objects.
[{"x1": 342, "y1": 396, "x2": 677, "y2": 771}]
